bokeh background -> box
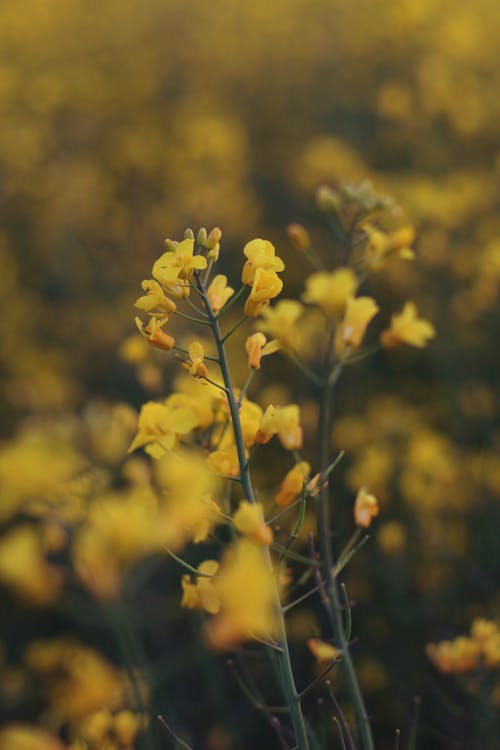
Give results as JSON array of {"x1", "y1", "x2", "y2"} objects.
[{"x1": 1, "y1": 0, "x2": 500, "y2": 748}]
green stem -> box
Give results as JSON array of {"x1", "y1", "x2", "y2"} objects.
[
  {"x1": 289, "y1": 351, "x2": 324, "y2": 387},
  {"x1": 317, "y1": 365, "x2": 375, "y2": 750},
  {"x1": 195, "y1": 271, "x2": 310, "y2": 750},
  {"x1": 222, "y1": 315, "x2": 247, "y2": 343},
  {"x1": 216, "y1": 284, "x2": 247, "y2": 317},
  {"x1": 173, "y1": 309, "x2": 211, "y2": 326}
]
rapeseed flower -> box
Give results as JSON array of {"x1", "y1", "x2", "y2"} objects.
[
  {"x1": 380, "y1": 302, "x2": 435, "y2": 349},
  {"x1": 244, "y1": 268, "x2": 283, "y2": 317},
  {"x1": 275, "y1": 462, "x2": 311, "y2": 507},
  {"x1": 256, "y1": 404, "x2": 303, "y2": 450},
  {"x1": 308, "y1": 638, "x2": 342, "y2": 663},
  {"x1": 135, "y1": 316, "x2": 175, "y2": 351},
  {"x1": 302, "y1": 269, "x2": 358, "y2": 317},
  {"x1": 181, "y1": 560, "x2": 220, "y2": 614},
  {"x1": 241, "y1": 239, "x2": 285, "y2": 285},
  {"x1": 134, "y1": 279, "x2": 177, "y2": 315},
  {"x1": 128, "y1": 400, "x2": 199, "y2": 455},
  {"x1": 207, "y1": 275, "x2": 234, "y2": 313},
  {"x1": 354, "y1": 487, "x2": 379, "y2": 528},
  {"x1": 363, "y1": 224, "x2": 415, "y2": 271},
  {"x1": 232, "y1": 500, "x2": 272, "y2": 545},
  {"x1": 183, "y1": 341, "x2": 209, "y2": 379},
  {"x1": 153, "y1": 237, "x2": 207, "y2": 288},
  {"x1": 335, "y1": 296, "x2": 379, "y2": 356},
  {"x1": 204, "y1": 539, "x2": 278, "y2": 650},
  {"x1": 259, "y1": 299, "x2": 304, "y2": 351},
  {"x1": 245, "y1": 333, "x2": 280, "y2": 369}
]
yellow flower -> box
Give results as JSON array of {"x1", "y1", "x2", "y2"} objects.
[
  {"x1": 119, "y1": 335, "x2": 150, "y2": 365},
  {"x1": 426, "y1": 637, "x2": 480, "y2": 674},
  {"x1": 363, "y1": 223, "x2": 415, "y2": 270},
  {"x1": 275, "y1": 462, "x2": 311, "y2": 507},
  {"x1": 287, "y1": 223, "x2": 311, "y2": 253},
  {"x1": 307, "y1": 638, "x2": 342, "y2": 663},
  {"x1": 206, "y1": 444, "x2": 241, "y2": 478},
  {"x1": 233, "y1": 500, "x2": 272, "y2": 546},
  {"x1": 245, "y1": 333, "x2": 280, "y2": 369},
  {"x1": 244, "y1": 268, "x2": 284, "y2": 318},
  {"x1": 113, "y1": 710, "x2": 144, "y2": 747},
  {"x1": 205, "y1": 227, "x2": 222, "y2": 261},
  {"x1": 204, "y1": 539, "x2": 278, "y2": 650},
  {"x1": 0, "y1": 725, "x2": 65, "y2": 750},
  {"x1": 0, "y1": 525, "x2": 61, "y2": 605},
  {"x1": 128, "y1": 400, "x2": 199, "y2": 455},
  {"x1": 181, "y1": 560, "x2": 220, "y2": 614},
  {"x1": 135, "y1": 316, "x2": 175, "y2": 351},
  {"x1": 24, "y1": 638, "x2": 126, "y2": 720},
  {"x1": 152, "y1": 238, "x2": 207, "y2": 288},
  {"x1": 354, "y1": 487, "x2": 379, "y2": 528},
  {"x1": 207, "y1": 275, "x2": 234, "y2": 313},
  {"x1": 154, "y1": 449, "x2": 222, "y2": 547},
  {"x1": 302, "y1": 269, "x2": 358, "y2": 317},
  {"x1": 256, "y1": 404, "x2": 303, "y2": 450},
  {"x1": 259, "y1": 299, "x2": 304, "y2": 351},
  {"x1": 335, "y1": 296, "x2": 379, "y2": 356},
  {"x1": 239, "y1": 400, "x2": 264, "y2": 448},
  {"x1": 241, "y1": 238, "x2": 285, "y2": 286},
  {"x1": 376, "y1": 521, "x2": 406, "y2": 556},
  {"x1": 183, "y1": 341, "x2": 209, "y2": 379},
  {"x1": 380, "y1": 302, "x2": 435, "y2": 349},
  {"x1": 134, "y1": 279, "x2": 177, "y2": 315}
]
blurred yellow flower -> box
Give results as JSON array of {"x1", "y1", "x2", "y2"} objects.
[
  {"x1": 232, "y1": 500, "x2": 272, "y2": 546},
  {"x1": 207, "y1": 274, "x2": 234, "y2": 313},
  {"x1": 307, "y1": 638, "x2": 342, "y2": 663},
  {"x1": 335, "y1": 296, "x2": 379, "y2": 356},
  {"x1": 363, "y1": 223, "x2": 415, "y2": 270},
  {"x1": 275, "y1": 461, "x2": 311, "y2": 507},
  {"x1": 259, "y1": 299, "x2": 304, "y2": 351},
  {"x1": 204, "y1": 539, "x2": 278, "y2": 650},
  {"x1": 181, "y1": 560, "x2": 220, "y2": 614},
  {"x1": 256, "y1": 404, "x2": 303, "y2": 450},
  {"x1": 376, "y1": 521, "x2": 406, "y2": 556},
  {"x1": 380, "y1": 302, "x2": 435, "y2": 349},
  {"x1": 426, "y1": 636, "x2": 480, "y2": 674},
  {"x1": 354, "y1": 487, "x2": 379, "y2": 528},
  {"x1": 128, "y1": 400, "x2": 199, "y2": 455},
  {"x1": 0, "y1": 725, "x2": 65, "y2": 750},
  {"x1": 0, "y1": 525, "x2": 61, "y2": 605},
  {"x1": 24, "y1": 638, "x2": 126, "y2": 720},
  {"x1": 302, "y1": 269, "x2": 358, "y2": 317},
  {"x1": 244, "y1": 268, "x2": 284, "y2": 317},
  {"x1": 241, "y1": 238, "x2": 285, "y2": 285}
]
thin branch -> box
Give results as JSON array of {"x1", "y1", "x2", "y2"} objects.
[
  {"x1": 157, "y1": 715, "x2": 193, "y2": 750},
  {"x1": 216, "y1": 284, "x2": 247, "y2": 317},
  {"x1": 173, "y1": 309, "x2": 211, "y2": 326},
  {"x1": 297, "y1": 659, "x2": 341, "y2": 702},
  {"x1": 282, "y1": 585, "x2": 321, "y2": 614},
  {"x1": 163, "y1": 547, "x2": 215, "y2": 577},
  {"x1": 326, "y1": 681, "x2": 356, "y2": 750},
  {"x1": 221, "y1": 315, "x2": 247, "y2": 343}
]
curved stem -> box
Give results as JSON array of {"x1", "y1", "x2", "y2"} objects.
[
  {"x1": 195, "y1": 271, "x2": 310, "y2": 750},
  {"x1": 317, "y1": 365, "x2": 375, "y2": 750}
]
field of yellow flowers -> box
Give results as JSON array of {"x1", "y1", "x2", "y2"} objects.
[{"x1": 1, "y1": 1, "x2": 500, "y2": 749}]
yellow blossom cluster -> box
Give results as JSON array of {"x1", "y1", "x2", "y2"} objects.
[{"x1": 427, "y1": 619, "x2": 500, "y2": 674}]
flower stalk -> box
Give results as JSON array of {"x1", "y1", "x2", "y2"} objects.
[{"x1": 195, "y1": 269, "x2": 311, "y2": 750}]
